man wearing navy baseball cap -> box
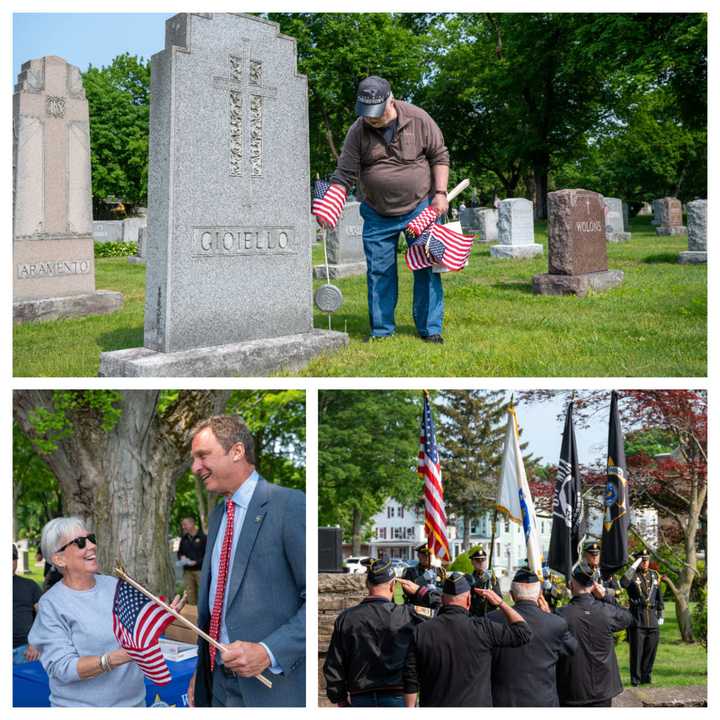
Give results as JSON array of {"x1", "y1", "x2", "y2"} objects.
[{"x1": 315, "y1": 76, "x2": 451, "y2": 344}]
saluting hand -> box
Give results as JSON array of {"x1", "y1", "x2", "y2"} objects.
[
  {"x1": 221, "y1": 641, "x2": 271, "y2": 676},
  {"x1": 396, "y1": 578, "x2": 420, "y2": 595},
  {"x1": 475, "y1": 588, "x2": 503, "y2": 607},
  {"x1": 536, "y1": 593, "x2": 551, "y2": 614},
  {"x1": 591, "y1": 582, "x2": 606, "y2": 600}
]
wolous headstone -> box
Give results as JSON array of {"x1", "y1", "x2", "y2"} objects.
[
  {"x1": 533, "y1": 189, "x2": 623, "y2": 297},
  {"x1": 490, "y1": 198, "x2": 542, "y2": 259},
  {"x1": 127, "y1": 226, "x2": 146, "y2": 265},
  {"x1": 100, "y1": 13, "x2": 346, "y2": 377},
  {"x1": 13, "y1": 56, "x2": 123, "y2": 323},
  {"x1": 604, "y1": 197, "x2": 631, "y2": 243},
  {"x1": 678, "y1": 199, "x2": 706, "y2": 264},
  {"x1": 314, "y1": 201, "x2": 366, "y2": 278},
  {"x1": 655, "y1": 197, "x2": 687, "y2": 235}
]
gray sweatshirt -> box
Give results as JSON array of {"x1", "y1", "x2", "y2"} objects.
[{"x1": 28, "y1": 574, "x2": 146, "y2": 707}]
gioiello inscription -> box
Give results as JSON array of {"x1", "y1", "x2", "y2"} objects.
[
  {"x1": 192, "y1": 226, "x2": 296, "y2": 257},
  {"x1": 17, "y1": 259, "x2": 91, "y2": 279}
]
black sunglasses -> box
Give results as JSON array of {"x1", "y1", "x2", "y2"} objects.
[{"x1": 56, "y1": 533, "x2": 96, "y2": 553}]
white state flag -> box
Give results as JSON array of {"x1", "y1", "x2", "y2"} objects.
[{"x1": 496, "y1": 405, "x2": 544, "y2": 579}]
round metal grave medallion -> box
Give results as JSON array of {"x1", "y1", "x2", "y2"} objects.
[{"x1": 314, "y1": 284, "x2": 343, "y2": 313}]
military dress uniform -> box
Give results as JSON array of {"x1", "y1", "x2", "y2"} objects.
[
  {"x1": 402, "y1": 543, "x2": 442, "y2": 607},
  {"x1": 583, "y1": 541, "x2": 620, "y2": 605},
  {"x1": 324, "y1": 558, "x2": 440, "y2": 707},
  {"x1": 621, "y1": 553, "x2": 664, "y2": 686},
  {"x1": 488, "y1": 568, "x2": 577, "y2": 707},
  {"x1": 403, "y1": 573, "x2": 532, "y2": 706},
  {"x1": 464, "y1": 549, "x2": 501, "y2": 617},
  {"x1": 556, "y1": 562, "x2": 633, "y2": 707}
]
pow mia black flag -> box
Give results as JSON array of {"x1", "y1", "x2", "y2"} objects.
[
  {"x1": 548, "y1": 398, "x2": 584, "y2": 581},
  {"x1": 601, "y1": 391, "x2": 630, "y2": 571}
]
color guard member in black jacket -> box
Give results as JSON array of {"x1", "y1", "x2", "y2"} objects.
[
  {"x1": 557, "y1": 561, "x2": 633, "y2": 707},
  {"x1": 323, "y1": 558, "x2": 440, "y2": 707},
  {"x1": 464, "y1": 547, "x2": 502, "y2": 617},
  {"x1": 488, "y1": 568, "x2": 577, "y2": 707},
  {"x1": 621, "y1": 550, "x2": 664, "y2": 686},
  {"x1": 403, "y1": 572, "x2": 532, "y2": 706}
]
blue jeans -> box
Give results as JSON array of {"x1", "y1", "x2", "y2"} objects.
[
  {"x1": 360, "y1": 199, "x2": 444, "y2": 337},
  {"x1": 350, "y1": 692, "x2": 405, "y2": 707}
]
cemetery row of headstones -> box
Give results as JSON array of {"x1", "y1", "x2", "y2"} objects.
[{"x1": 12, "y1": 14, "x2": 707, "y2": 372}]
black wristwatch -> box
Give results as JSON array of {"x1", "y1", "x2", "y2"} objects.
[{"x1": 434, "y1": 190, "x2": 448, "y2": 196}]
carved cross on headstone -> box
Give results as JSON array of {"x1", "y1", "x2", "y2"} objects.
[{"x1": 212, "y1": 42, "x2": 278, "y2": 183}]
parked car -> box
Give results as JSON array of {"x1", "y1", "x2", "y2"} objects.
[
  {"x1": 391, "y1": 559, "x2": 409, "y2": 577},
  {"x1": 344, "y1": 556, "x2": 369, "y2": 574}
]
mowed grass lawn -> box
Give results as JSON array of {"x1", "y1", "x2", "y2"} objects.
[{"x1": 13, "y1": 217, "x2": 706, "y2": 377}]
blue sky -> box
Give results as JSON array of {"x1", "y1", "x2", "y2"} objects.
[{"x1": 13, "y1": 13, "x2": 172, "y2": 83}]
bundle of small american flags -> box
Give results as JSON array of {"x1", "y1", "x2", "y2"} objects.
[
  {"x1": 405, "y1": 222, "x2": 475, "y2": 272},
  {"x1": 112, "y1": 579, "x2": 176, "y2": 685},
  {"x1": 312, "y1": 179, "x2": 347, "y2": 229}
]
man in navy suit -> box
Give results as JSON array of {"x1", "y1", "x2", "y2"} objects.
[{"x1": 187, "y1": 415, "x2": 305, "y2": 707}]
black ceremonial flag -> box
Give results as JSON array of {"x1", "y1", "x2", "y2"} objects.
[
  {"x1": 600, "y1": 391, "x2": 630, "y2": 571},
  {"x1": 548, "y1": 399, "x2": 584, "y2": 581}
]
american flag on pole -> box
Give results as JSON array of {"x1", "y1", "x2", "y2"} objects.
[
  {"x1": 312, "y1": 179, "x2": 347, "y2": 229},
  {"x1": 406, "y1": 205, "x2": 440, "y2": 238},
  {"x1": 405, "y1": 223, "x2": 474, "y2": 272},
  {"x1": 112, "y1": 579, "x2": 176, "y2": 685},
  {"x1": 419, "y1": 393, "x2": 450, "y2": 560}
]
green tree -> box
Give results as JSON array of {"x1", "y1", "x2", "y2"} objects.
[
  {"x1": 318, "y1": 390, "x2": 422, "y2": 554},
  {"x1": 82, "y1": 53, "x2": 150, "y2": 213},
  {"x1": 438, "y1": 390, "x2": 508, "y2": 551},
  {"x1": 267, "y1": 13, "x2": 427, "y2": 179}
]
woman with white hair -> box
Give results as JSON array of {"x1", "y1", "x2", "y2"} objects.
[{"x1": 28, "y1": 517, "x2": 182, "y2": 707}]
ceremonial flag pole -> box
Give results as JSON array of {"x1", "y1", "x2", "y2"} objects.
[
  {"x1": 419, "y1": 391, "x2": 451, "y2": 564},
  {"x1": 600, "y1": 391, "x2": 630, "y2": 572},
  {"x1": 547, "y1": 393, "x2": 585, "y2": 582},
  {"x1": 114, "y1": 563, "x2": 272, "y2": 689},
  {"x1": 495, "y1": 399, "x2": 544, "y2": 579}
]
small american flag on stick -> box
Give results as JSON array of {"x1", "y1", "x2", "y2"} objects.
[
  {"x1": 419, "y1": 392, "x2": 450, "y2": 561},
  {"x1": 312, "y1": 179, "x2": 347, "y2": 229},
  {"x1": 405, "y1": 223, "x2": 474, "y2": 272},
  {"x1": 112, "y1": 579, "x2": 176, "y2": 685}
]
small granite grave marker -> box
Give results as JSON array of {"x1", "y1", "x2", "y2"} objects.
[
  {"x1": 655, "y1": 197, "x2": 687, "y2": 235},
  {"x1": 13, "y1": 56, "x2": 123, "y2": 323},
  {"x1": 490, "y1": 198, "x2": 542, "y2": 259},
  {"x1": 127, "y1": 226, "x2": 146, "y2": 265},
  {"x1": 604, "y1": 197, "x2": 631, "y2": 243},
  {"x1": 678, "y1": 199, "x2": 706, "y2": 264},
  {"x1": 533, "y1": 189, "x2": 623, "y2": 296},
  {"x1": 314, "y1": 201, "x2": 366, "y2": 278}
]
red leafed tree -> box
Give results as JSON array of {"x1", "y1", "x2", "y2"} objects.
[{"x1": 523, "y1": 389, "x2": 706, "y2": 642}]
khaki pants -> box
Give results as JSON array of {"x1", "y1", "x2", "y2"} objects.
[{"x1": 183, "y1": 568, "x2": 201, "y2": 606}]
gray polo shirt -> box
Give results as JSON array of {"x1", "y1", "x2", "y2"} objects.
[{"x1": 28, "y1": 573, "x2": 146, "y2": 707}]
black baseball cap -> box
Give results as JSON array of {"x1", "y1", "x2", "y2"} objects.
[{"x1": 355, "y1": 76, "x2": 392, "y2": 118}]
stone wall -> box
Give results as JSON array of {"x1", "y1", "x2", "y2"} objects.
[{"x1": 318, "y1": 572, "x2": 366, "y2": 707}]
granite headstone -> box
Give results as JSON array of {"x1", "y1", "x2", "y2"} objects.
[
  {"x1": 604, "y1": 197, "x2": 631, "y2": 243},
  {"x1": 622, "y1": 201, "x2": 630, "y2": 232},
  {"x1": 490, "y1": 198, "x2": 543, "y2": 259},
  {"x1": 678, "y1": 199, "x2": 706, "y2": 264},
  {"x1": 459, "y1": 207, "x2": 486, "y2": 239},
  {"x1": 13, "y1": 56, "x2": 123, "y2": 323},
  {"x1": 533, "y1": 188, "x2": 623, "y2": 296},
  {"x1": 99, "y1": 13, "x2": 346, "y2": 376},
  {"x1": 92, "y1": 220, "x2": 124, "y2": 242},
  {"x1": 655, "y1": 197, "x2": 687, "y2": 235},
  {"x1": 314, "y1": 201, "x2": 366, "y2": 278},
  {"x1": 127, "y1": 226, "x2": 146, "y2": 265}
]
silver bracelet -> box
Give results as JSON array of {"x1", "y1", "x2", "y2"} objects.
[{"x1": 99, "y1": 653, "x2": 110, "y2": 673}]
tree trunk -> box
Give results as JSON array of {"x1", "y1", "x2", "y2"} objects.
[
  {"x1": 351, "y1": 507, "x2": 363, "y2": 556},
  {"x1": 194, "y1": 475, "x2": 208, "y2": 534},
  {"x1": 13, "y1": 390, "x2": 230, "y2": 596},
  {"x1": 533, "y1": 162, "x2": 549, "y2": 219},
  {"x1": 662, "y1": 574, "x2": 694, "y2": 642},
  {"x1": 463, "y1": 512, "x2": 471, "y2": 552}
]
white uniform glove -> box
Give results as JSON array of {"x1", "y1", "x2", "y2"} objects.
[{"x1": 658, "y1": 618, "x2": 664, "y2": 625}]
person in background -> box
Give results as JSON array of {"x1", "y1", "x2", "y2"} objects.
[
  {"x1": 13, "y1": 543, "x2": 41, "y2": 664},
  {"x1": 177, "y1": 516, "x2": 206, "y2": 606}
]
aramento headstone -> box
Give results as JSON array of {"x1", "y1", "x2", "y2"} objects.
[
  {"x1": 678, "y1": 199, "x2": 706, "y2": 264},
  {"x1": 100, "y1": 13, "x2": 347, "y2": 377},
  {"x1": 314, "y1": 201, "x2": 366, "y2": 279},
  {"x1": 655, "y1": 197, "x2": 687, "y2": 235},
  {"x1": 490, "y1": 198, "x2": 543, "y2": 259},
  {"x1": 604, "y1": 197, "x2": 631, "y2": 243},
  {"x1": 13, "y1": 56, "x2": 123, "y2": 323},
  {"x1": 533, "y1": 189, "x2": 623, "y2": 297}
]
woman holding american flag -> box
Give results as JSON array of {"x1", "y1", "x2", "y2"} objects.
[{"x1": 28, "y1": 517, "x2": 185, "y2": 707}]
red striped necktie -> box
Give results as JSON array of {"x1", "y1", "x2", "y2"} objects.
[{"x1": 209, "y1": 498, "x2": 235, "y2": 670}]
